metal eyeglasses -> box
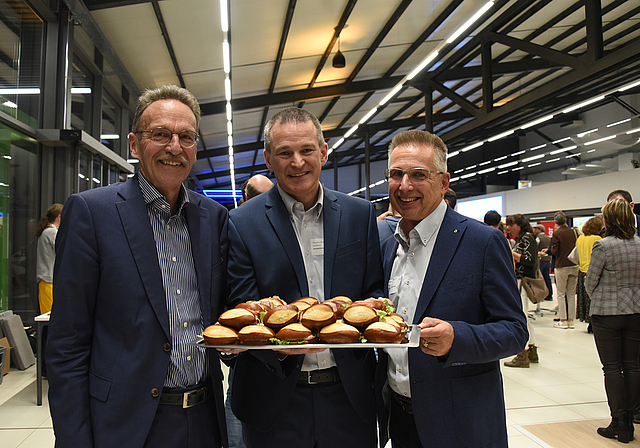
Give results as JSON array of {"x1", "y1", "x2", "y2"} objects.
[
  {"x1": 384, "y1": 168, "x2": 445, "y2": 184},
  {"x1": 136, "y1": 127, "x2": 198, "y2": 148}
]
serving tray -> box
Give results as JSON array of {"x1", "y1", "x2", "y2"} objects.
[{"x1": 196, "y1": 324, "x2": 421, "y2": 350}]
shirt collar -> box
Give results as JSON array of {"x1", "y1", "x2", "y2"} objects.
[
  {"x1": 138, "y1": 173, "x2": 189, "y2": 216},
  {"x1": 395, "y1": 200, "x2": 448, "y2": 247},
  {"x1": 277, "y1": 183, "x2": 324, "y2": 221}
]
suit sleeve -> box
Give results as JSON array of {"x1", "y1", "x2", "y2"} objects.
[
  {"x1": 444, "y1": 230, "x2": 528, "y2": 366},
  {"x1": 46, "y1": 194, "x2": 99, "y2": 447}
]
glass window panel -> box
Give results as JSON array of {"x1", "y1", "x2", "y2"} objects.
[
  {"x1": 0, "y1": 1, "x2": 43, "y2": 128},
  {"x1": 92, "y1": 156, "x2": 101, "y2": 188},
  {"x1": 70, "y1": 56, "x2": 93, "y2": 132},
  {"x1": 78, "y1": 148, "x2": 90, "y2": 192},
  {"x1": 0, "y1": 122, "x2": 39, "y2": 316},
  {"x1": 101, "y1": 91, "x2": 120, "y2": 152}
]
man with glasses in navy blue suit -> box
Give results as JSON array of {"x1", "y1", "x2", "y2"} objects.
[{"x1": 376, "y1": 130, "x2": 527, "y2": 448}]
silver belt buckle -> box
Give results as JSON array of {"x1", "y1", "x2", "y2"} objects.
[
  {"x1": 182, "y1": 388, "x2": 204, "y2": 408},
  {"x1": 306, "y1": 372, "x2": 320, "y2": 385}
]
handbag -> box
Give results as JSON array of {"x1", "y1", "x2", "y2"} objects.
[
  {"x1": 521, "y1": 269, "x2": 549, "y2": 304},
  {"x1": 567, "y1": 246, "x2": 580, "y2": 264}
]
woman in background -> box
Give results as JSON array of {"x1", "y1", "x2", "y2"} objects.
[
  {"x1": 504, "y1": 214, "x2": 539, "y2": 368},
  {"x1": 576, "y1": 217, "x2": 603, "y2": 333},
  {"x1": 36, "y1": 203, "x2": 63, "y2": 314},
  {"x1": 587, "y1": 198, "x2": 640, "y2": 443}
]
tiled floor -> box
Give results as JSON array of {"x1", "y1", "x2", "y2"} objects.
[{"x1": 0, "y1": 298, "x2": 612, "y2": 447}]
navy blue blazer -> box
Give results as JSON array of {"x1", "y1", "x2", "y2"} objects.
[
  {"x1": 46, "y1": 175, "x2": 229, "y2": 448},
  {"x1": 376, "y1": 207, "x2": 527, "y2": 448},
  {"x1": 227, "y1": 186, "x2": 384, "y2": 432}
]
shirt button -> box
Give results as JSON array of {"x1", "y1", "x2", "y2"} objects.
[
  {"x1": 187, "y1": 355, "x2": 191, "y2": 361},
  {"x1": 161, "y1": 205, "x2": 166, "y2": 209},
  {"x1": 172, "y1": 256, "x2": 177, "y2": 262},
  {"x1": 183, "y1": 322, "x2": 188, "y2": 328},
  {"x1": 403, "y1": 308, "x2": 408, "y2": 314},
  {"x1": 398, "y1": 368, "x2": 402, "y2": 373},
  {"x1": 409, "y1": 252, "x2": 414, "y2": 257},
  {"x1": 166, "y1": 224, "x2": 170, "y2": 229},
  {"x1": 404, "y1": 392, "x2": 409, "y2": 396},
  {"x1": 303, "y1": 224, "x2": 307, "y2": 229},
  {"x1": 406, "y1": 280, "x2": 410, "y2": 285},
  {"x1": 177, "y1": 289, "x2": 181, "y2": 295}
]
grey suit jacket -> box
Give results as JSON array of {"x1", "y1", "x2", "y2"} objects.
[{"x1": 585, "y1": 235, "x2": 640, "y2": 315}]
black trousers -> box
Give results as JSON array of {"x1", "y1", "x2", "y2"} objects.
[
  {"x1": 592, "y1": 314, "x2": 640, "y2": 419},
  {"x1": 389, "y1": 392, "x2": 422, "y2": 448}
]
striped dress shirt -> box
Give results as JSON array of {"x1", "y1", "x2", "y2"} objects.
[{"x1": 139, "y1": 174, "x2": 206, "y2": 388}]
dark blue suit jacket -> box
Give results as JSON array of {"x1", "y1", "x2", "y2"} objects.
[
  {"x1": 46, "y1": 175, "x2": 229, "y2": 448},
  {"x1": 227, "y1": 186, "x2": 384, "y2": 433},
  {"x1": 376, "y1": 207, "x2": 527, "y2": 448}
]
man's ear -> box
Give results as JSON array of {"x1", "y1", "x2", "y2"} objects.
[
  {"x1": 264, "y1": 149, "x2": 273, "y2": 172},
  {"x1": 128, "y1": 133, "x2": 140, "y2": 159}
]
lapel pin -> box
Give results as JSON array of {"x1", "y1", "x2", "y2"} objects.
[{"x1": 454, "y1": 229, "x2": 458, "y2": 233}]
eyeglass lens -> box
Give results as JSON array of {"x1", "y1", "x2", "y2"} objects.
[{"x1": 148, "y1": 128, "x2": 197, "y2": 147}]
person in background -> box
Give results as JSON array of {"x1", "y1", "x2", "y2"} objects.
[
  {"x1": 227, "y1": 107, "x2": 383, "y2": 448},
  {"x1": 377, "y1": 130, "x2": 526, "y2": 448},
  {"x1": 551, "y1": 211, "x2": 578, "y2": 329},
  {"x1": 575, "y1": 217, "x2": 603, "y2": 333},
  {"x1": 35, "y1": 203, "x2": 63, "y2": 314},
  {"x1": 484, "y1": 210, "x2": 502, "y2": 229},
  {"x1": 443, "y1": 187, "x2": 457, "y2": 209},
  {"x1": 504, "y1": 214, "x2": 540, "y2": 368},
  {"x1": 533, "y1": 224, "x2": 553, "y2": 302},
  {"x1": 47, "y1": 85, "x2": 230, "y2": 448},
  {"x1": 377, "y1": 203, "x2": 401, "y2": 245},
  {"x1": 607, "y1": 190, "x2": 639, "y2": 236},
  {"x1": 242, "y1": 174, "x2": 273, "y2": 202},
  {"x1": 587, "y1": 198, "x2": 640, "y2": 443}
]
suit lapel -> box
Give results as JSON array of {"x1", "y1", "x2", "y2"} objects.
[
  {"x1": 116, "y1": 177, "x2": 171, "y2": 339},
  {"x1": 323, "y1": 189, "x2": 340, "y2": 297},
  {"x1": 412, "y1": 209, "x2": 467, "y2": 323},
  {"x1": 184, "y1": 193, "x2": 213, "y2": 326},
  {"x1": 265, "y1": 189, "x2": 309, "y2": 296}
]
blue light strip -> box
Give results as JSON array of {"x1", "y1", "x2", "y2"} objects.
[{"x1": 203, "y1": 189, "x2": 243, "y2": 200}]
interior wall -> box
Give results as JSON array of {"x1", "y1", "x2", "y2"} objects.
[{"x1": 459, "y1": 168, "x2": 639, "y2": 218}]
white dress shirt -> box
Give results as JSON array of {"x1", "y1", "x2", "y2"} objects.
[
  {"x1": 385, "y1": 200, "x2": 447, "y2": 397},
  {"x1": 278, "y1": 184, "x2": 336, "y2": 371}
]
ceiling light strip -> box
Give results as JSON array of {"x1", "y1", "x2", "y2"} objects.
[{"x1": 220, "y1": 0, "x2": 236, "y2": 207}]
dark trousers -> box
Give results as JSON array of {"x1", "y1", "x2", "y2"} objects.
[
  {"x1": 539, "y1": 259, "x2": 552, "y2": 300},
  {"x1": 592, "y1": 314, "x2": 640, "y2": 419},
  {"x1": 389, "y1": 392, "x2": 422, "y2": 448},
  {"x1": 243, "y1": 381, "x2": 376, "y2": 448},
  {"x1": 144, "y1": 384, "x2": 222, "y2": 448}
]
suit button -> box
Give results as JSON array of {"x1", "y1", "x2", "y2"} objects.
[
  {"x1": 151, "y1": 388, "x2": 160, "y2": 398},
  {"x1": 163, "y1": 343, "x2": 171, "y2": 352}
]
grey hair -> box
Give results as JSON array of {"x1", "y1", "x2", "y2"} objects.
[
  {"x1": 263, "y1": 107, "x2": 324, "y2": 152},
  {"x1": 132, "y1": 85, "x2": 201, "y2": 133},
  {"x1": 388, "y1": 130, "x2": 448, "y2": 173},
  {"x1": 554, "y1": 211, "x2": 567, "y2": 225}
]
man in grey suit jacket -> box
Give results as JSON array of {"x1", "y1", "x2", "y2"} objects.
[
  {"x1": 46, "y1": 86, "x2": 229, "y2": 448},
  {"x1": 227, "y1": 108, "x2": 384, "y2": 448},
  {"x1": 376, "y1": 130, "x2": 527, "y2": 447}
]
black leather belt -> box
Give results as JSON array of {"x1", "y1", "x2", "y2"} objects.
[
  {"x1": 392, "y1": 390, "x2": 413, "y2": 414},
  {"x1": 298, "y1": 366, "x2": 340, "y2": 385},
  {"x1": 159, "y1": 383, "x2": 211, "y2": 408}
]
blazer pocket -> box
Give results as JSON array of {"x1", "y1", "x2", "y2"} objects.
[
  {"x1": 89, "y1": 371, "x2": 112, "y2": 403},
  {"x1": 335, "y1": 240, "x2": 362, "y2": 258}
]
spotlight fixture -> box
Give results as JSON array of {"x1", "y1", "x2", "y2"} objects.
[{"x1": 332, "y1": 36, "x2": 345, "y2": 68}]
